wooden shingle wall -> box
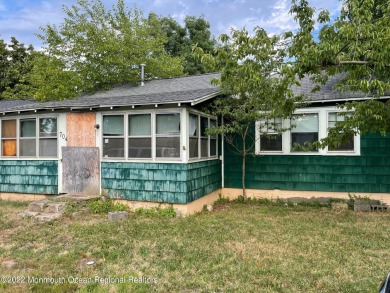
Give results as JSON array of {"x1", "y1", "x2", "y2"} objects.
[{"x1": 0, "y1": 160, "x2": 58, "y2": 194}]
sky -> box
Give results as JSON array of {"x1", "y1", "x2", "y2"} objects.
[{"x1": 0, "y1": 0, "x2": 341, "y2": 49}]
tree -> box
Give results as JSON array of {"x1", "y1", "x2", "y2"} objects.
[
  {"x1": 0, "y1": 37, "x2": 36, "y2": 99},
  {"x1": 288, "y1": 0, "x2": 390, "y2": 147},
  {"x1": 33, "y1": 0, "x2": 184, "y2": 101},
  {"x1": 153, "y1": 14, "x2": 217, "y2": 75},
  {"x1": 194, "y1": 28, "x2": 305, "y2": 200}
]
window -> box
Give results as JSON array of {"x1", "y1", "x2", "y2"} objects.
[
  {"x1": 188, "y1": 113, "x2": 217, "y2": 159},
  {"x1": 20, "y1": 119, "x2": 36, "y2": 157},
  {"x1": 0, "y1": 117, "x2": 58, "y2": 158},
  {"x1": 259, "y1": 118, "x2": 282, "y2": 152},
  {"x1": 189, "y1": 114, "x2": 199, "y2": 158},
  {"x1": 39, "y1": 118, "x2": 57, "y2": 157},
  {"x1": 200, "y1": 117, "x2": 209, "y2": 157},
  {"x1": 156, "y1": 113, "x2": 180, "y2": 158},
  {"x1": 210, "y1": 119, "x2": 217, "y2": 156},
  {"x1": 291, "y1": 113, "x2": 318, "y2": 152},
  {"x1": 103, "y1": 115, "x2": 124, "y2": 158},
  {"x1": 128, "y1": 114, "x2": 151, "y2": 158},
  {"x1": 256, "y1": 107, "x2": 360, "y2": 156},
  {"x1": 101, "y1": 111, "x2": 217, "y2": 161},
  {"x1": 328, "y1": 112, "x2": 354, "y2": 151},
  {"x1": 1, "y1": 119, "x2": 17, "y2": 157}
]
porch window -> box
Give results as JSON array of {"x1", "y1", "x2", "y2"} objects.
[
  {"x1": 200, "y1": 117, "x2": 209, "y2": 157},
  {"x1": 259, "y1": 118, "x2": 283, "y2": 152},
  {"x1": 39, "y1": 118, "x2": 58, "y2": 157},
  {"x1": 128, "y1": 114, "x2": 151, "y2": 158},
  {"x1": 189, "y1": 114, "x2": 199, "y2": 158},
  {"x1": 156, "y1": 113, "x2": 180, "y2": 158},
  {"x1": 328, "y1": 112, "x2": 354, "y2": 151},
  {"x1": 210, "y1": 119, "x2": 217, "y2": 156},
  {"x1": 188, "y1": 113, "x2": 217, "y2": 159},
  {"x1": 1, "y1": 119, "x2": 17, "y2": 157},
  {"x1": 291, "y1": 113, "x2": 318, "y2": 152},
  {"x1": 103, "y1": 115, "x2": 124, "y2": 158},
  {"x1": 0, "y1": 117, "x2": 58, "y2": 158},
  {"x1": 20, "y1": 119, "x2": 36, "y2": 157}
]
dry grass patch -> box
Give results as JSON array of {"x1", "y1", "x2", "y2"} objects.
[{"x1": 0, "y1": 199, "x2": 390, "y2": 292}]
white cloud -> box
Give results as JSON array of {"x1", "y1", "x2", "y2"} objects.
[{"x1": 249, "y1": 7, "x2": 262, "y2": 15}]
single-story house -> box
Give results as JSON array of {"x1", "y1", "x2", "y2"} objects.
[{"x1": 1, "y1": 73, "x2": 389, "y2": 214}]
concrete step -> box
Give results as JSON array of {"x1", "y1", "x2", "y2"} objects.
[
  {"x1": 18, "y1": 211, "x2": 39, "y2": 219},
  {"x1": 34, "y1": 213, "x2": 62, "y2": 222},
  {"x1": 43, "y1": 202, "x2": 66, "y2": 214},
  {"x1": 27, "y1": 199, "x2": 49, "y2": 212}
]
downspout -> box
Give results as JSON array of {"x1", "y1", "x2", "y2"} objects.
[
  {"x1": 221, "y1": 115, "x2": 225, "y2": 188},
  {"x1": 140, "y1": 63, "x2": 146, "y2": 86}
]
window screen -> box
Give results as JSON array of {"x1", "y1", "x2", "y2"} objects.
[
  {"x1": 128, "y1": 114, "x2": 151, "y2": 158},
  {"x1": 260, "y1": 118, "x2": 282, "y2": 152},
  {"x1": 291, "y1": 114, "x2": 318, "y2": 152},
  {"x1": 103, "y1": 115, "x2": 124, "y2": 158},
  {"x1": 328, "y1": 112, "x2": 354, "y2": 151},
  {"x1": 189, "y1": 114, "x2": 199, "y2": 158},
  {"x1": 156, "y1": 114, "x2": 180, "y2": 158}
]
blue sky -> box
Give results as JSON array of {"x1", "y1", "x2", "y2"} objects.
[{"x1": 0, "y1": 0, "x2": 341, "y2": 48}]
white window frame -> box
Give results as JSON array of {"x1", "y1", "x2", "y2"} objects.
[
  {"x1": 101, "y1": 109, "x2": 183, "y2": 162},
  {"x1": 257, "y1": 118, "x2": 284, "y2": 153},
  {"x1": 255, "y1": 106, "x2": 360, "y2": 156},
  {"x1": 325, "y1": 110, "x2": 358, "y2": 154},
  {"x1": 0, "y1": 115, "x2": 59, "y2": 159},
  {"x1": 155, "y1": 112, "x2": 181, "y2": 160},
  {"x1": 128, "y1": 113, "x2": 152, "y2": 159},
  {"x1": 102, "y1": 113, "x2": 126, "y2": 159},
  {"x1": 187, "y1": 110, "x2": 218, "y2": 162}
]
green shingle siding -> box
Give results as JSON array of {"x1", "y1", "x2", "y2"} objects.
[
  {"x1": 0, "y1": 160, "x2": 58, "y2": 194},
  {"x1": 224, "y1": 133, "x2": 390, "y2": 193},
  {"x1": 101, "y1": 160, "x2": 221, "y2": 204}
]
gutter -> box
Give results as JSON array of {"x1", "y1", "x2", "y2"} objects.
[
  {"x1": 191, "y1": 92, "x2": 220, "y2": 106},
  {"x1": 308, "y1": 95, "x2": 390, "y2": 104}
]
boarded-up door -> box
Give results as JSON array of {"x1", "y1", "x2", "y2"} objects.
[{"x1": 62, "y1": 147, "x2": 100, "y2": 195}]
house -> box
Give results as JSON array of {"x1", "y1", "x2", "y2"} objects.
[
  {"x1": 1, "y1": 73, "x2": 389, "y2": 214},
  {"x1": 223, "y1": 75, "x2": 390, "y2": 205}
]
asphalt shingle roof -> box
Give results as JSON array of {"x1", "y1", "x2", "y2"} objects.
[
  {"x1": 290, "y1": 74, "x2": 384, "y2": 102},
  {"x1": 0, "y1": 73, "x2": 388, "y2": 113},
  {"x1": 0, "y1": 73, "x2": 220, "y2": 113}
]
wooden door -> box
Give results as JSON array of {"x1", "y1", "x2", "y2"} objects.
[{"x1": 62, "y1": 147, "x2": 100, "y2": 195}]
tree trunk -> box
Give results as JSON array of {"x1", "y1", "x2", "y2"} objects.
[{"x1": 242, "y1": 139, "x2": 247, "y2": 201}]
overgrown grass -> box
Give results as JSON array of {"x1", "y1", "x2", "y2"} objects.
[{"x1": 0, "y1": 198, "x2": 389, "y2": 292}]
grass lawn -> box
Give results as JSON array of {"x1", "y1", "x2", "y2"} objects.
[{"x1": 0, "y1": 199, "x2": 389, "y2": 292}]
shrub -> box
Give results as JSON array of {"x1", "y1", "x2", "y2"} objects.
[{"x1": 88, "y1": 199, "x2": 128, "y2": 214}]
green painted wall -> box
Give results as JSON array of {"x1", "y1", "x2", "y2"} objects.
[
  {"x1": 0, "y1": 160, "x2": 58, "y2": 194},
  {"x1": 224, "y1": 133, "x2": 390, "y2": 193},
  {"x1": 101, "y1": 160, "x2": 221, "y2": 204}
]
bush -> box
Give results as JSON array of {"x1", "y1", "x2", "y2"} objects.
[{"x1": 88, "y1": 199, "x2": 128, "y2": 214}]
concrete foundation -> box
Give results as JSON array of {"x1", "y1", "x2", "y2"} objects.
[{"x1": 3, "y1": 188, "x2": 390, "y2": 217}]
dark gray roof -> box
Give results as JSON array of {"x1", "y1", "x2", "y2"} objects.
[
  {"x1": 0, "y1": 73, "x2": 220, "y2": 113},
  {"x1": 1, "y1": 73, "x2": 388, "y2": 113},
  {"x1": 0, "y1": 99, "x2": 36, "y2": 111},
  {"x1": 291, "y1": 74, "x2": 390, "y2": 102}
]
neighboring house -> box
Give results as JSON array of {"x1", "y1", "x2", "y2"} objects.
[{"x1": 0, "y1": 73, "x2": 389, "y2": 214}]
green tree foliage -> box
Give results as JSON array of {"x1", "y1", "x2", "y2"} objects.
[
  {"x1": 0, "y1": 37, "x2": 36, "y2": 99},
  {"x1": 153, "y1": 14, "x2": 216, "y2": 75},
  {"x1": 33, "y1": 0, "x2": 184, "y2": 101},
  {"x1": 194, "y1": 28, "x2": 305, "y2": 200},
  {"x1": 288, "y1": 0, "x2": 390, "y2": 147}
]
